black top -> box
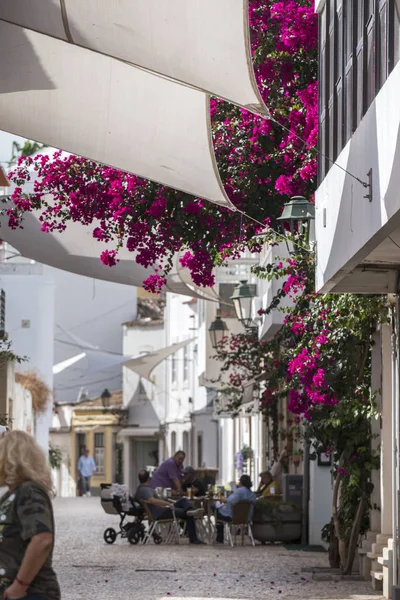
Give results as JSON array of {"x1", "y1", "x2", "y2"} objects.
[{"x1": 182, "y1": 478, "x2": 206, "y2": 497}]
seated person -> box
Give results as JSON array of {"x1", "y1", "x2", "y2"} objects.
[
  {"x1": 135, "y1": 470, "x2": 204, "y2": 544},
  {"x1": 149, "y1": 451, "x2": 185, "y2": 495},
  {"x1": 215, "y1": 474, "x2": 256, "y2": 544},
  {"x1": 256, "y1": 471, "x2": 281, "y2": 497},
  {"x1": 270, "y1": 450, "x2": 288, "y2": 489},
  {"x1": 181, "y1": 466, "x2": 206, "y2": 497}
]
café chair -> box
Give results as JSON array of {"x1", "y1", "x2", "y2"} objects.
[
  {"x1": 140, "y1": 500, "x2": 181, "y2": 545},
  {"x1": 216, "y1": 501, "x2": 255, "y2": 547}
]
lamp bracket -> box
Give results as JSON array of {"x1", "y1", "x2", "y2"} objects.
[{"x1": 363, "y1": 169, "x2": 373, "y2": 202}]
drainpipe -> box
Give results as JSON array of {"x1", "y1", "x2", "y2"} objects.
[
  {"x1": 390, "y1": 295, "x2": 399, "y2": 589},
  {"x1": 301, "y1": 439, "x2": 310, "y2": 545}
]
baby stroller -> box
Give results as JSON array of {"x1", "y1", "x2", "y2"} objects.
[{"x1": 100, "y1": 483, "x2": 148, "y2": 545}]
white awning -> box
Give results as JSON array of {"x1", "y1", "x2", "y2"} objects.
[
  {"x1": 123, "y1": 339, "x2": 195, "y2": 381},
  {"x1": 0, "y1": 0, "x2": 265, "y2": 113},
  {"x1": 0, "y1": 206, "x2": 202, "y2": 295},
  {"x1": 52, "y1": 329, "x2": 194, "y2": 382},
  {"x1": 0, "y1": 2, "x2": 268, "y2": 208}
]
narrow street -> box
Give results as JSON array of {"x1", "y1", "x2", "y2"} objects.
[{"x1": 53, "y1": 498, "x2": 383, "y2": 600}]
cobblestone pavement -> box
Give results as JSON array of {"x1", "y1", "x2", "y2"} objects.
[{"x1": 53, "y1": 498, "x2": 383, "y2": 600}]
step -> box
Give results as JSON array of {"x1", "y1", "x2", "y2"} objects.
[
  {"x1": 378, "y1": 556, "x2": 389, "y2": 567},
  {"x1": 388, "y1": 538, "x2": 394, "y2": 551},
  {"x1": 366, "y1": 531, "x2": 380, "y2": 542},
  {"x1": 371, "y1": 571, "x2": 384, "y2": 581},
  {"x1": 383, "y1": 546, "x2": 392, "y2": 561},
  {"x1": 367, "y1": 552, "x2": 381, "y2": 560},
  {"x1": 361, "y1": 539, "x2": 374, "y2": 551},
  {"x1": 376, "y1": 534, "x2": 391, "y2": 545},
  {"x1": 372, "y1": 543, "x2": 388, "y2": 554}
]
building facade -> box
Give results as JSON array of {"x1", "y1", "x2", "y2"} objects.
[{"x1": 315, "y1": 1, "x2": 400, "y2": 594}]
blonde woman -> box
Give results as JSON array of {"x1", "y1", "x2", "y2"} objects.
[{"x1": 0, "y1": 430, "x2": 60, "y2": 600}]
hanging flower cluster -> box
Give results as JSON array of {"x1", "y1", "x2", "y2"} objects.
[{"x1": 3, "y1": 1, "x2": 317, "y2": 292}]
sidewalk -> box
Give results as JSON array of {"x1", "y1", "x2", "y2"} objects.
[{"x1": 53, "y1": 497, "x2": 383, "y2": 600}]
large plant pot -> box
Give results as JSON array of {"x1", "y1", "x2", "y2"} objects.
[
  {"x1": 252, "y1": 520, "x2": 302, "y2": 543},
  {"x1": 252, "y1": 502, "x2": 302, "y2": 543}
]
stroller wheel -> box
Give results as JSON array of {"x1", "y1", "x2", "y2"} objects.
[
  {"x1": 104, "y1": 527, "x2": 117, "y2": 544},
  {"x1": 153, "y1": 534, "x2": 163, "y2": 545},
  {"x1": 128, "y1": 529, "x2": 141, "y2": 545}
]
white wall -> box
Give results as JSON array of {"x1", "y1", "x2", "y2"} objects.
[
  {"x1": 50, "y1": 431, "x2": 75, "y2": 498},
  {"x1": 315, "y1": 59, "x2": 400, "y2": 291},
  {"x1": 258, "y1": 243, "x2": 294, "y2": 341},
  {"x1": 0, "y1": 264, "x2": 55, "y2": 453},
  {"x1": 12, "y1": 383, "x2": 34, "y2": 435}
]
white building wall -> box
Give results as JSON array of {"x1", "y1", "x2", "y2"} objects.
[
  {"x1": 12, "y1": 383, "x2": 34, "y2": 435},
  {"x1": 315, "y1": 59, "x2": 400, "y2": 292},
  {"x1": 0, "y1": 264, "x2": 55, "y2": 453}
]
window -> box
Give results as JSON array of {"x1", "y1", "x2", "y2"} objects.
[
  {"x1": 218, "y1": 283, "x2": 236, "y2": 318},
  {"x1": 94, "y1": 433, "x2": 105, "y2": 474},
  {"x1": 197, "y1": 433, "x2": 203, "y2": 468},
  {"x1": 171, "y1": 431, "x2": 176, "y2": 455},
  {"x1": 319, "y1": 0, "x2": 400, "y2": 179},
  {"x1": 343, "y1": 1, "x2": 355, "y2": 141},
  {"x1": 183, "y1": 431, "x2": 189, "y2": 458},
  {"x1": 394, "y1": 1, "x2": 400, "y2": 66},
  {"x1": 183, "y1": 345, "x2": 189, "y2": 382}
]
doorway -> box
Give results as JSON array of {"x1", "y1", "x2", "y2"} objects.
[
  {"x1": 76, "y1": 433, "x2": 86, "y2": 496},
  {"x1": 132, "y1": 440, "x2": 159, "y2": 488}
]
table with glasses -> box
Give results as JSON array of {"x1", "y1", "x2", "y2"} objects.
[{"x1": 155, "y1": 486, "x2": 232, "y2": 544}]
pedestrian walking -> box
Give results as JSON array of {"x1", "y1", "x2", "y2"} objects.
[
  {"x1": 77, "y1": 448, "x2": 96, "y2": 497},
  {"x1": 0, "y1": 429, "x2": 61, "y2": 600}
]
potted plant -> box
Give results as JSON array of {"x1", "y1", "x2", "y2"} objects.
[
  {"x1": 292, "y1": 449, "x2": 303, "y2": 466},
  {"x1": 252, "y1": 498, "x2": 302, "y2": 543}
]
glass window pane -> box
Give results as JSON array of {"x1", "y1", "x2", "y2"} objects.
[
  {"x1": 366, "y1": 16, "x2": 376, "y2": 107},
  {"x1": 394, "y1": 2, "x2": 400, "y2": 66},
  {"x1": 379, "y1": 3, "x2": 388, "y2": 88},
  {"x1": 358, "y1": 0, "x2": 365, "y2": 40}
]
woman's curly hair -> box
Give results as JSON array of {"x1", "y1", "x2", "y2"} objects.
[{"x1": 0, "y1": 430, "x2": 52, "y2": 494}]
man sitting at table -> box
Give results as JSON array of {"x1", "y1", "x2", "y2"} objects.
[
  {"x1": 150, "y1": 450, "x2": 185, "y2": 494},
  {"x1": 181, "y1": 466, "x2": 206, "y2": 497},
  {"x1": 135, "y1": 470, "x2": 204, "y2": 544},
  {"x1": 256, "y1": 471, "x2": 281, "y2": 497},
  {"x1": 215, "y1": 474, "x2": 256, "y2": 544}
]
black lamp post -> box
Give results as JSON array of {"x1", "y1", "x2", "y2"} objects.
[
  {"x1": 230, "y1": 280, "x2": 256, "y2": 329},
  {"x1": 208, "y1": 310, "x2": 229, "y2": 349},
  {"x1": 101, "y1": 388, "x2": 112, "y2": 408},
  {"x1": 277, "y1": 196, "x2": 315, "y2": 243}
]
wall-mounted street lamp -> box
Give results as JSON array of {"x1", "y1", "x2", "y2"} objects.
[
  {"x1": 101, "y1": 388, "x2": 112, "y2": 408},
  {"x1": 208, "y1": 310, "x2": 229, "y2": 350},
  {"x1": 230, "y1": 280, "x2": 256, "y2": 329},
  {"x1": 277, "y1": 196, "x2": 315, "y2": 244}
]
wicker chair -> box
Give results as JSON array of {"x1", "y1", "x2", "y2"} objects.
[
  {"x1": 216, "y1": 501, "x2": 255, "y2": 547},
  {"x1": 140, "y1": 500, "x2": 181, "y2": 545}
]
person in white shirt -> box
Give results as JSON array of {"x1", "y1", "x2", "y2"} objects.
[
  {"x1": 270, "y1": 450, "x2": 288, "y2": 489},
  {"x1": 77, "y1": 448, "x2": 96, "y2": 497}
]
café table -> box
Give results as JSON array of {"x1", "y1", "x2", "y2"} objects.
[{"x1": 181, "y1": 495, "x2": 215, "y2": 544}]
